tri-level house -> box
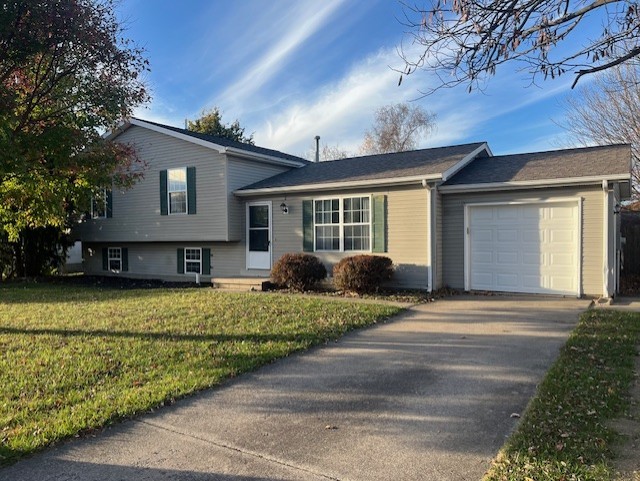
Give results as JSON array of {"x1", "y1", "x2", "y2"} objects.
[{"x1": 74, "y1": 118, "x2": 632, "y2": 298}]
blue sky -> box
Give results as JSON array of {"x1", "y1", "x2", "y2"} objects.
[{"x1": 118, "y1": 0, "x2": 595, "y2": 158}]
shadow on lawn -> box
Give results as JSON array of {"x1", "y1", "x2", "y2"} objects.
[{"x1": 0, "y1": 325, "x2": 330, "y2": 344}]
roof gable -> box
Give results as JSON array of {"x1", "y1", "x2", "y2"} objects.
[
  {"x1": 107, "y1": 118, "x2": 308, "y2": 167},
  {"x1": 443, "y1": 144, "x2": 631, "y2": 187}
]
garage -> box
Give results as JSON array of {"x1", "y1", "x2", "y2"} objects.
[{"x1": 465, "y1": 201, "x2": 580, "y2": 295}]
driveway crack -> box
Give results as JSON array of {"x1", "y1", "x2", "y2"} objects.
[{"x1": 140, "y1": 419, "x2": 342, "y2": 481}]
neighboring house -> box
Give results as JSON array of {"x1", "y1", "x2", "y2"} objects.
[{"x1": 74, "y1": 118, "x2": 631, "y2": 298}]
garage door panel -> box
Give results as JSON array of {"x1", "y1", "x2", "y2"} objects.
[
  {"x1": 497, "y1": 251, "x2": 518, "y2": 264},
  {"x1": 469, "y1": 202, "x2": 578, "y2": 295},
  {"x1": 497, "y1": 206, "x2": 519, "y2": 220},
  {"x1": 496, "y1": 273, "x2": 519, "y2": 289},
  {"x1": 497, "y1": 229, "x2": 518, "y2": 242}
]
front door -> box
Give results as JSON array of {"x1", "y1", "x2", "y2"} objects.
[{"x1": 247, "y1": 202, "x2": 272, "y2": 270}]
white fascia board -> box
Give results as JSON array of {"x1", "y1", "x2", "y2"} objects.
[
  {"x1": 234, "y1": 174, "x2": 443, "y2": 197},
  {"x1": 439, "y1": 174, "x2": 631, "y2": 193},
  {"x1": 125, "y1": 119, "x2": 305, "y2": 168},
  {"x1": 223, "y1": 147, "x2": 307, "y2": 168},
  {"x1": 102, "y1": 120, "x2": 131, "y2": 140},
  {"x1": 441, "y1": 142, "x2": 492, "y2": 182}
]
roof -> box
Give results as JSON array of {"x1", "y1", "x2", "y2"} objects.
[
  {"x1": 237, "y1": 142, "x2": 488, "y2": 193},
  {"x1": 443, "y1": 144, "x2": 631, "y2": 186},
  {"x1": 121, "y1": 118, "x2": 308, "y2": 165}
]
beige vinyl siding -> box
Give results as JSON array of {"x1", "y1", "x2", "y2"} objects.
[
  {"x1": 249, "y1": 184, "x2": 431, "y2": 289},
  {"x1": 74, "y1": 126, "x2": 229, "y2": 242},
  {"x1": 226, "y1": 156, "x2": 292, "y2": 241},
  {"x1": 441, "y1": 185, "x2": 604, "y2": 296}
]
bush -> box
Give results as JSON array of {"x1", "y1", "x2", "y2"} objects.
[
  {"x1": 271, "y1": 253, "x2": 327, "y2": 291},
  {"x1": 333, "y1": 255, "x2": 393, "y2": 294}
]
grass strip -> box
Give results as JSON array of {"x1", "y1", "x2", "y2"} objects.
[
  {"x1": 484, "y1": 309, "x2": 640, "y2": 481},
  {"x1": 0, "y1": 283, "x2": 401, "y2": 465}
]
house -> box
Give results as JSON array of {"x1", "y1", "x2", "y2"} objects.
[{"x1": 75, "y1": 118, "x2": 631, "y2": 298}]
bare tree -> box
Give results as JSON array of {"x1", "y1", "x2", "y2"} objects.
[
  {"x1": 305, "y1": 142, "x2": 352, "y2": 162},
  {"x1": 360, "y1": 103, "x2": 436, "y2": 155},
  {"x1": 563, "y1": 64, "x2": 640, "y2": 197},
  {"x1": 398, "y1": 0, "x2": 640, "y2": 93}
]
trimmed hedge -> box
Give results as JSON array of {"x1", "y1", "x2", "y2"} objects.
[
  {"x1": 333, "y1": 255, "x2": 393, "y2": 294},
  {"x1": 271, "y1": 253, "x2": 327, "y2": 291}
]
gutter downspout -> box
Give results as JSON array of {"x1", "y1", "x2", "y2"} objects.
[
  {"x1": 423, "y1": 179, "x2": 433, "y2": 292},
  {"x1": 603, "y1": 180, "x2": 611, "y2": 298}
]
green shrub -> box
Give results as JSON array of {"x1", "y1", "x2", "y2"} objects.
[
  {"x1": 271, "y1": 253, "x2": 327, "y2": 291},
  {"x1": 333, "y1": 255, "x2": 393, "y2": 294}
]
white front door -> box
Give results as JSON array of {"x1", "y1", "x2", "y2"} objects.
[
  {"x1": 466, "y1": 201, "x2": 580, "y2": 295},
  {"x1": 246, "y1": 202, "x2": 272, "y2": 270}
]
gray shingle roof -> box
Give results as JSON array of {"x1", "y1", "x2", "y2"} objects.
[
  {"x1": 132, "y1": 118, "x2": 308, "y2": 164},
  {"x1": 444, "y1": 144, "x2": 631, "y2": 185},
  {"x1": 238, "y1": 142, "x2": 487, "y2": 191}
]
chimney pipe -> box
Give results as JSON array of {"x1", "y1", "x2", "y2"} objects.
[{"x1": 314, "y1": 135, "x2": 320, "y2": 163}]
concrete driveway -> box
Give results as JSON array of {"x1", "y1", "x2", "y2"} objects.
[{"x1": 2, "y1": 295, "x2": 589, "y2": 481}]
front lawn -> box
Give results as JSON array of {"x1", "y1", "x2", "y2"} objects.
[
  {"x1": 0, "y1": 283, "x2": 401, "y2": 465},
  {"x1": 484, "y1": 309, "x2": 640, "y2": 481}
]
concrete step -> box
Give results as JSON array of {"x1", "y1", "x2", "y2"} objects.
[{"x1": 212, "y1": 277, "x2": 270, "y2": 291}]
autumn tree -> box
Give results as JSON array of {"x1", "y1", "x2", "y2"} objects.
[
  {"x1": 563, "y1": 64, "x2": 640, "y2": 197},
  {"x1": 398, "y1": 0, "x2": 640, "y2": 93},
  {"x1": 187, "y1": 107, "x2": 254, "y2": 144},
  {"x1": 359, "y1": 103, "x2": 436, "y2": 155},
  {"x1": 0, "y1": 0, "x2": 149, "y2": 276}
]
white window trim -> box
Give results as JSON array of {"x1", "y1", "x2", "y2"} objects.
[
  {"x1": 108, "y1": 247, "x2": 122, "y2": 272},
  {"x1": 313, "y1": 195, "x2": 373, "y2": 253},
  {"x1": 184, "y1": 247, "x2": 202, "y2": 275},
  {"x1": 168, "y1": 167, "x2": 188, "y2": 215},
  {"x1": 91, "y1": 188, "x2": 108, "y2": 219}
]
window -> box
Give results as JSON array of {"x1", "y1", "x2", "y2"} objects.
[
  {"x1": 108, "y1": 247, "x2": 122, "y2": 271},
  {"x1": 168, "y1": 168, "x2": 187, "y2": 214},
  {"x1": 91, "y1": 189, "x2": 108, "y2": 219},
  {"x1": 313, "y1": 196, "x2": 371, "y2": 251},
  {"x1": 184, "y1": 248, "x2": 202, "y2": 274}
]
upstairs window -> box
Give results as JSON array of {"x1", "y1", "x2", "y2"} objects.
[
  {"x1": 168, "y1": 168, "x2": 187, "y2": 214},
  {"x1": 160, "y1": 167, "x2": 196, "y2": 215},
  {"x1": 91, "y1": 189, "x2": 112, "y2": 219}
]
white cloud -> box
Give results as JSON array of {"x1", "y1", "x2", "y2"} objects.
[{"x1": 210, "y1": 0, "x2": 346, "y2": 114}]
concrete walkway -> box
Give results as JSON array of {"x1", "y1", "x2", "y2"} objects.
[{"x1": 2, "y1": 296, "x2": 589, "y2": 481}]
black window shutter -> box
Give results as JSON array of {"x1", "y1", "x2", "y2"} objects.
[
  {"x1": 372, "y1": 195, "x2": 387, "y2": 253},
  {"x1": 121, "y1": 247, "x2": 129, "y2": 272},
  {"x1": 106, "y1": 189, "x2": 113, "y2": 218},
  {"x1": 187, "y1": 167, "x2": 196, "y2": 215},
  {"x1": 302, "y1": 200, "x2": 314, "y2": 252},
  {"x1": 160, "y1": 170, "x2": 168, "y2": 215},
  {"x1": 202, "y1": 248, "x2": 211, "y2": 275},
  {"x1": 102, "y1": 248, "x2": 108, "y2": 270},
  {"x1": 177, "y1": 248, "x2": 185, "y2": 274}
]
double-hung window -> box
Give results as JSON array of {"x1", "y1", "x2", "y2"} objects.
[
  {"x1": 91, "y1": 189, "x2": 108, "y2": 219},
  {"x1": 108, "y1": 247, "x2": 122, "y2": 271},
  {"x1": 314, "y1": 196, "x2": 371, "y2": 251},
  {"x1": 184, "y1": 248, "x2": 202, "y2": 274},
  {"x1": 168, "y1": 168, "x2": 187, "y2": 214}
]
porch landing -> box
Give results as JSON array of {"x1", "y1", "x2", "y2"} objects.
[{"x1": 212, "y1": 277, "x2": 270, "y2": 291}]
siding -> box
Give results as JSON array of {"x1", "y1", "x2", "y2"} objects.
[
  {"x1": 83, "y1": 242, "x2": 245, "y2": 281},
  {"x1": 441, "y1": 186, "x2": 604, "y2": 296},
  {"x1": 249, "y1": 184, "x2": 431, "y2": 288},
  {"x1": 226, "y1": 156, "x2": 292, "y2": 241},
  {"x1": 435, "y1": 189, "x2": 443, "y2": 289},
  {"x1": 75, "y1": 126, "x2": 229, "y2": 242}
]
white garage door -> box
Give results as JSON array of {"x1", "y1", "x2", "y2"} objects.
[{"x1": 467, "y1": 201, "x2": 579, "y2": 295}]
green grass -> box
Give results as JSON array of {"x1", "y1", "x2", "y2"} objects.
[
  {"x1": 484, "y1": 309, "x2": 640, "y2": 481},
  {"x1": 0, "y1": 283, "x2": 401, "y2": 465}
]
